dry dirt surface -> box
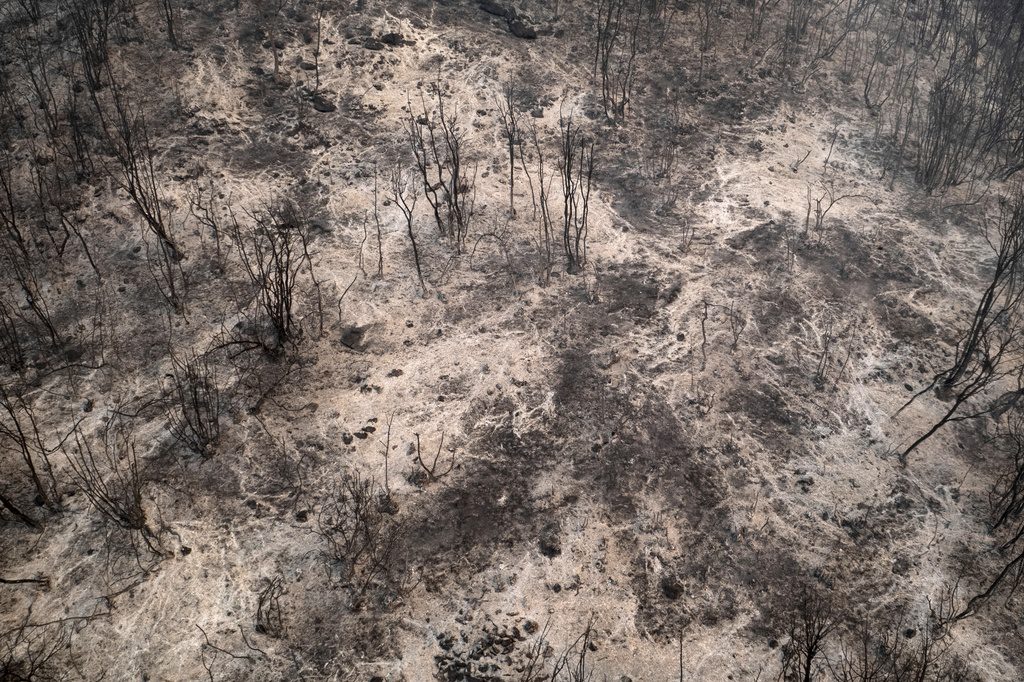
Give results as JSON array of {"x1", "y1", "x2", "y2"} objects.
[{"x1": 2, "y1": 0, "x2": 1024, "y2": 680}]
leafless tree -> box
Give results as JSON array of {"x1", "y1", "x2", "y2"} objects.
[
  {"x1": 827, "y1": 610, "x2": 966, "y2": 681},
  {"x1": 0, "y1": 610, "x2": 75, "y2": 681},
  {"x1": 0, "y1": 487, "x2": 37, "y2": 528},
  {"x1": 315, "y1": 472, "x2": 405, "y2": 604},
  {"x1": 593, "y1": 0, "x2": 649, "y2": 120},
  {"x1": 372, "y1": 166, "x2": 384, "y2": 278},
  {"x1": 391, "y1": 166, "x2": 425, "y2": 293},
  {"x1": 558, "y1": 113, "x2": 595, "y2": 274},
  {"x1": 0, "y1": 383, "x2": 64, "y2": 509},
  {"x1": 898, "y1": 191, "x2": 1024, "y2": 460},
  {"x1": 312, "y1": 0, "x2": 324, "y2": 93},
  {"x1": 944, "y1": 196, "x2": 1024, "y2": 392},
  {"x1": 0, "y1": 298, "x2": 25, "y2": 372},
  {"x1": 13, "y1": 0, "x2": 42, "y2": 23},
  {"x1": 804, "y1": 180, "x2": 866, "y2": 243},
  {"x1": 406, "y1": 83, "x2": 475, "y2": 252},
  {"x1": 528, "y1": 121, "x2": 557, "y2": 283},
  {"x1": 68, "y1": 0, "x2": 117, "y2": 92},
  {"x1": 779, "y1": 590, "x2": 840, "y2": 682},
  {"x1": 167, "y1": 347, "x2": 221, "y2": 457},
  {"x1": 550, "y1": 614, "x2": 596, "y2": 681},
  {"x1": 160, "y1": 0, "x2": 179, "y2": 48},
  {"x1": 696, "y1": 0, "x2": 723, "y2": 81},
  {"x1": 65, "y1": 417, "x2": 162, "y2": 557},
  {"x1": 228, "y1": 200, "x2": 322, "y2": 354},
  {"x1": 954, "y1": 404, "x2": 1024, "y2": 618},
  {"x1": 254, "y1": 575, "x2": 284, "y2": 638},
  {"x1": 413, "y1": 431, "x2": 455, "y2": 485},
  {"x1": 496, "y1": 78, "x2": 521, "y2": 217},
  {"x1": 91, "y1": 74, "x2": 185, "y2": 309},
  {"x1": 187, "y1": 178, "x2": 226, "y2": 263}
]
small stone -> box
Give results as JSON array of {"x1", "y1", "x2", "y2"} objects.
[
  {"x1": 479, "y1": 1, "x2": 509, "y2": 18},
  {"x1": 508, "y1": 18, "x2": 537, "y2": 39},
  {"x1": 539, "y1": 522, "x2": 561, "y2": 557},
  {"x1": 660, "y1": 575, "x2": 683, "y2": 600}
]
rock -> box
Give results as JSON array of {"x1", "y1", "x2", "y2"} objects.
[
  {"x1": 479, "y1": 0, "x2": 510, "y2": 17},
  {"x1": 660, "y1": 575, "x2": 683, "y2": 600},
  {"x1": 340, "y1": 324, "x2": 370, "y2": 350},
  {"x1": 508, "y1": 18, "x2": 537, "y2": 39},
  {"x1": 310, "y1": 94, "x2": 336, "y2": 112},
  {"x1": 380, "y1": 32, "x2": 404, "y2": 46},
  {"x1": 82, "y1": 398, "x2": 94, "y2": 413},
  {"x1": 538, "y1": 522, "x2": 561, "y2": 557},
  {"x1": 530, "y1": 107, "x2": 543, "y2": 118},
  {"x1": 363, "y1": 37, "x2": 385, "y2": 50},
  {"x1": 298, "y1": 60, "x2": 316, "y2": 71}
]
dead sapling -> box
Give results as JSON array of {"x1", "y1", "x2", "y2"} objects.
[
  {"x1": 315, "y1": 472, "x2": 405, "y2": 603},
  {"x1": 814, "y1": 315, "x2": 837, "y2": 387},
  {"x1": 372, "y1": 165, "x2": 384, "y2": 278},
  {"x1": 166, "y1": 347, "x2": 222, "y2": 457},
  {"x1": 0, "y1": 383, "x2": 67, "y2": 509},
  {"x1": 379, "y1": 413, "x2": 395, "y2": 498},
  {"x1": 64, "y1": 418, "x2": 163, "y2": 558},
  {"x1": 390, "y1": 166, "x2": 425, "y2": 294},
  {"x1": 413, "y1": 431, "x2": 455, "y2": 484},
  {"x1": 779, "y1": 590, "x2": 840, "y2": 682},
  {"x1": 496, "y1": 77, "x2": 521, "y2": 217},
  {"x1": 804, "y1": 179, "x2": 867, "y2": 244},
  {"x1": 254, "y1": 576, "x2": 284, "y2": 638},
  {"x1": 550, "y1": 614, "x2": 597, "y2": 681}
]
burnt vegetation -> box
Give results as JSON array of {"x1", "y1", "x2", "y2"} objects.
[{"x1": 0, "y1": 0, "x2": 1023, "y2": 679}]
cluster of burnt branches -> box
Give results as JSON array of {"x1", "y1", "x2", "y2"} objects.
[
  {"x1": 897, "y1": 188, "x2": 1024, "y2": 618},
  {"x1": 774, "y1": 591, "x2": 970, "y2": 682},
  {"x1": 314, "y1": 472, "x2": 408, "y2": 607},
  {"x1": 392, "y1": 78, "x2": 598, "y2": 286}
]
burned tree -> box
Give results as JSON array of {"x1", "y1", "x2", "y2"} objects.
[
  {"x1": 529, "y1": 121, "x2": 557, "y2": 283},
  {"x1": 391, "y1": 166, "x2": 425, "y2": 293},
  {"x1": 92, "y1": 76, "x2": 185, "y2": 309},
  {"x1": 160, "y1": 0, "x2": 179, "y2": 49},
  {"x1": 406, "y1": 83, "x2": 475, "y2": 252},
  {"x1": 65, "y1": 417, "x2": 162, "y2": 557},
  {"x1": 558, "y1": 113, "x2": 595, "y2": 274},
  {"x1": 0, "y1": 384, "x2": 62, "y2": 509},
  {"x1": 167, "y1": 348, "x2": 221, "y2": 457},
  {"x1": 780, "y1": 591, "x2": 840, "y2": 682},
  {"x1": 315, "y1": 472, "x2": 405, "y2": 602},
  {"x1": 254, "y1": 576, "x2": 284, "y2": 638},
  {"x1": 943, "y1": 196, "x2": 1024, "y2": 392},
  {"x1": 0, "y1": 487, "x2": 36, "y2": 527},
  {"x1": 899, "y1": 191, "x2": 1024, "y2": 459},
  {"x1": 495, "y1": 78, "x2": 521, "y2": 217},
  {"x1": 67, "y1": 0, "x2": 117, "y2": 92},
  {"x1": 228, "y1": 201, "x2": 322, "y2": 355}
]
